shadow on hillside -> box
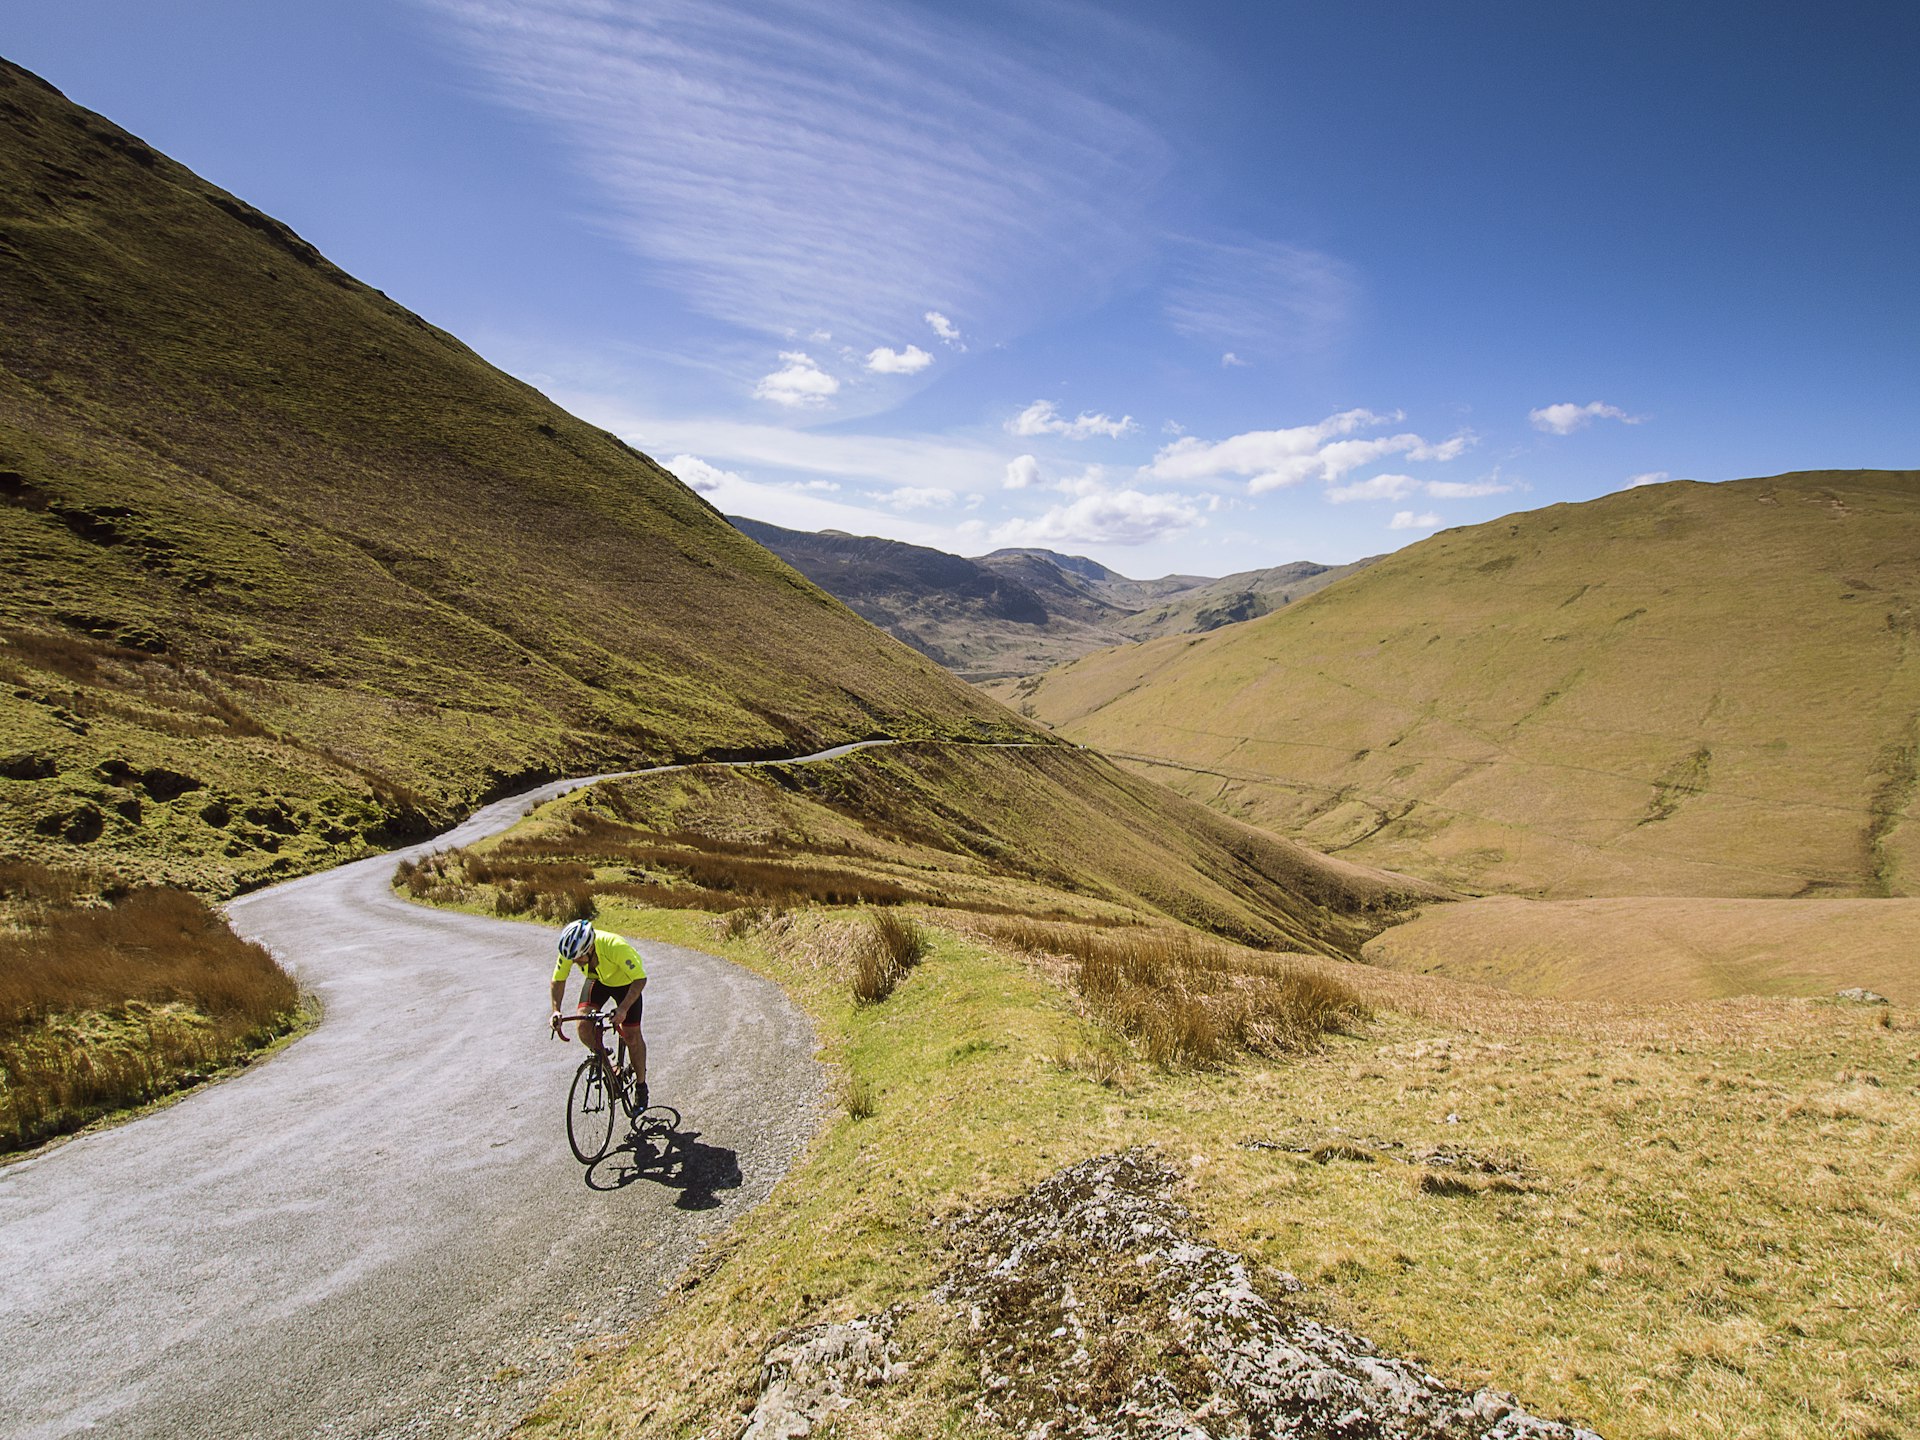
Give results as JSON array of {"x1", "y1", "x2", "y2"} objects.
[{"x1": 585, "y1": 1109, "x2": 742, "y2": 1209}]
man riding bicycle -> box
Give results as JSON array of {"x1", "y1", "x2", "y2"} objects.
[{"x1": 549, "y1": 919, "x2": 648, "y2": 1110}]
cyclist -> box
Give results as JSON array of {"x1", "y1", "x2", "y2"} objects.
[{"x1": 549, "y1": 918, "x2": 648, "y2": 1110}]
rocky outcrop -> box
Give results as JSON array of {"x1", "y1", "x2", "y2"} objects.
[{"x1": 934, "y1": 1149, "x2": 1601, "y2": 1439}]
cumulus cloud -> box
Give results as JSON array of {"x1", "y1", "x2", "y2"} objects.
[
  {"x1": 1623, "y1": 470, "x2": 1671, "y2": 488},
  {"x1": 665, "y1": 454, "x2": 742, "y2": 494},
  {"x1": 1530, "y1": 401, "x2": 1638, "y2": 435},
  {"x1": 925, "y1": 311, "x2": 964, "y2": 348},
  {"x1": 754, "y1": 352, "x2": 840, "y2": 408},
  {"x1": 1148, "y1": 409, "x2": 1473, "y2": 495},
  {"x1": 865, "y1": 344, "x2": 933, "y2": 374},
  {"x1": 993, "y1": 489, "x2": 1201, "y2": 547},
  {"x1": 1004, "y1": 455, "x2": 1042, "y2": 490},
  {"x1": 1007, "y1": 399, "x2": 1137, "y2": 440},
  {"x1": 1325, "y1": 473, "x2": 1419, "y2": 504},
  {"x1": 1389, "y1": 510, "x2": 1443, "y2": 530},
  {"x1": 884, "y1": 486, "x2": 956, "y2": 510}
]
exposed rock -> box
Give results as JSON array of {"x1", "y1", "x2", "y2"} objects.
[
  {"x1": 936, "y1": 1149, "x2": 1599, "y2": 1439},
  {"x1": 0, "y1": 751, "x2": 57, "y2": 781},
  {"x1": 739, "y1": 1311, "x2": 907, "y2": 1440},
  {"x1": 1835, "y1": 987, "x2": 1891, "y2": 1005}
]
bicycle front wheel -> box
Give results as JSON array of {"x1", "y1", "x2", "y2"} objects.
[{"x1": 566, "y1": 1056, "x2": 616, "y2": 1164}]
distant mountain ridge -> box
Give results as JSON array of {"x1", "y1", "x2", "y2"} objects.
[{"x1": 730, "y1": 517, "x2": 1376, "y2": 680}]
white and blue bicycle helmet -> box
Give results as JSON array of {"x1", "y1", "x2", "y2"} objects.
[{"x1": 557, "y1": 919, "x2": 595, "y2": 961}]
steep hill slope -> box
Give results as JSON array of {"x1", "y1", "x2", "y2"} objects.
[
  {"x1": 733, "y1": 519, "x2": 1372, "y2": 681},
  {"x1": 1011, "y1": 471, "x2": 1920, "y2": 899},
  {"x1": 0, "y1": 59, "x2": 1029, "y2": 891}
]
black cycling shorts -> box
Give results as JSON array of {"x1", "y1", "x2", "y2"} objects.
[{"x1": 582, "y1": 979, "x2": 643, "y2": 1026}]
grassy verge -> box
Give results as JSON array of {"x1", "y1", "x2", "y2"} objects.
[
  {"x1": 0, "y1": 862, "x2": 304, "y2": 1152},
  {"x1": 504, "y1": 896, "x2": 1917, "y2": 1440}
]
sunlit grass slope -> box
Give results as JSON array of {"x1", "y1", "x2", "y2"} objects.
[
  {"x1": 0, "y1": 59, "x2": 1030, "y2": 892},
  {"x1": 430, "y1": 742, "x2": 1449, "y2": 955},
  {"x1": 1012, "y1": 471, "x2": 1920, "y2": 900}
]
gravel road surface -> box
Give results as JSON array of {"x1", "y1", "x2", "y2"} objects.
[{"x1": 0, "y1": 750, "x2": 862, "y2": 1440}]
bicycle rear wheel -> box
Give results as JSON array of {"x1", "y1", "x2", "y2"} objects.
[{"x1": 566, "y1": 1056, "x2": 616, "y2": 1164}]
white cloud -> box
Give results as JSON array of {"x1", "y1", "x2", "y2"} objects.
[
  {"x1": 1221, "y1": 351, "x2": 1249, "y2": 368},
  {"x1": 562, "y1": 393, "x2": 1010, "y2": 495},
  {"x1": 1530, "y1": 401, "x2": 1638, "y2": 434},
  {"x1": 1163, "y1": 419, "x2": 1186, "y2": 436},
  {"x1": 796, "y1": 479, "x2": 841, "y2": 492},
  {"x1": 993, "y1": 489, "x2": 1201, "y2": 547},
  {"x1": 424, "y1": 1, "x2": 1167, "y2": 343},
  {"x1": 884, "y1": 486, "x2": 956, "y2": 510},
  {"x1": 1004, "y1": 455, "x2": 1042, "y2": 490},
  {"x1": 1148, "y1": 409, "x2": 1474, "y2": 495},
  {"x1": 754, "y1": 352, "x2": 840, "y2": 409},
  {"x1": 1623, "y1": 470, "x2": 1671, "y2": 488},
  {"x1": 865, "y1": 344, "x2": 933, "y2": 375},
  {"x1": 1389, "y1": 510, "x2": 1443, "y2": 530},
  {"x1": 1326, "y1": 473, "x2": 1419, "y2": 504},
  {"x1": 1007, "y1": 399, "x2": 1137, "y2": 440},
  {"x1": 665, "y1": 454, "x2": 741, "y2": 494},
  {"x1": 925, "y1": 311, "x2": 964, "y2": 348},
  {"x1": 1165, "y1": 235, "x2": 1358, "y2": 361},
  {"x1": 1424, "y1": 478, "x2": 1514, "y2": 500}
]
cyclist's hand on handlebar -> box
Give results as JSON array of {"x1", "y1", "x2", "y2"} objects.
[{"x1": 550, "y1": 1010, "x2": 568, "y2": 1040}]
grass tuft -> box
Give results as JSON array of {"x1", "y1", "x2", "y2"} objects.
[
  {"x1": 851, "y1": 911, "x2": 929, "y2": 1004},
  {"x1": 976, "y1": 916, "x2": 1366, "y2": 1068}
]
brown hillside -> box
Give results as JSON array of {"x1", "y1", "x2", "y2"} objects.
[{"x1": 1012, "y1": 471, "x2": 1920, "y2": 899}]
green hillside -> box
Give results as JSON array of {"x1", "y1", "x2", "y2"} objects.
[
  {"x1": 1011, "y1": 471, "x2": 1920, "y2": 899},
  {"x1": 0, "y1": 59, "x2": 1030, "y2": 892}
]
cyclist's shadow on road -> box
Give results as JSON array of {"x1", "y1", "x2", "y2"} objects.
[{"x1": 585, "y1": 1107, "x2": 742, "y2": 1209}]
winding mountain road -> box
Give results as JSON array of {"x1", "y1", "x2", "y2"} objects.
[{"x1": 0, "y1": 743, "x2": 913, "y2": 1439}]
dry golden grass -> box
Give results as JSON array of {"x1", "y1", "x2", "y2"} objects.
[
  {"x1": 1011, "y1": 470, "x2": 1920, "y2": 902},
  {"x1": 0, "y1": 866, "x2": 301, "y2": 1150},
  {"x1": 850, "y1": 911, "x2": 930, "y2": 1004},
  {"x1": 508, "y1": 899, "x2": 1920, "y2": 1440},
  {"x1": 969, "y1": 915, "x2": 1367, "y2": 1068},
  {"x1": 1364, "y1": 893, "x2": 1920, "y2": 1004}
]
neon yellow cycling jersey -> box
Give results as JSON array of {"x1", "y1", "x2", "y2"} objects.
[{"x1": 552, "y1": 930, "x2": 647, "y2": 988}]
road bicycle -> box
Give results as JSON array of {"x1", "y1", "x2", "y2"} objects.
[{"x1": 557, "y1": 1009, "x2": 651, "y2": 1164}]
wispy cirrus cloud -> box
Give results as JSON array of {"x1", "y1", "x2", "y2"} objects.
[
  {"x1": 1148, "y1": 409, "x2": 1472, "y2": 495},
  {"x1": 1164, "y1": 235, "x2": 1359, "y2": 361},
  {"x1": 421, "y1": 0, "x2": 1168, "y2": 345}
]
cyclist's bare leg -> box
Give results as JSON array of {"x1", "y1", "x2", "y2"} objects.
[
  {"x1": 617, "y1": 1018, "x2": 646, "y2": 1089},
  {"x1": 576, "y1": 1007, "x2": 614, "y2": 1071}
]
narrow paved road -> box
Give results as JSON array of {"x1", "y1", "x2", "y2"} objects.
[{"x1": 0, "y1": 746, "x2": 902, "y2": 1440}]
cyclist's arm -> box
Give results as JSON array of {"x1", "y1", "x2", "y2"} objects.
[{"x1": 549, "y1": 971, "x2": 570, "y2": 1033}]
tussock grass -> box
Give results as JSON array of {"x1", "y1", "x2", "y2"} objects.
[
  {"x1": 0, "y1": 869, "x2": 301, "y2": 1151},
  {"x1": 850, "y1": 911, "x2": 929, "y2": 1004},
  {"x1": 973, "y1": 916, "x2": 1367, "y2": 1068}
]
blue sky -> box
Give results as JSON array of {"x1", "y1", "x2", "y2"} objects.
[{"x1": 8, "y1": 1, "x2": 1917, "y2": 576}]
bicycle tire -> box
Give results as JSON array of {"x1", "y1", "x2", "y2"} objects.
[{"x1": 566, "y1": 1055, "x2": 616, "y2": 1164}]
